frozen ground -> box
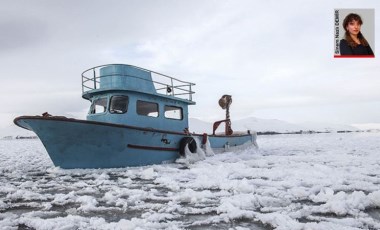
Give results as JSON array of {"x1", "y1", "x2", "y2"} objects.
[{"x1": 0, "y1": 132, "x2": 380, "y2": 230}]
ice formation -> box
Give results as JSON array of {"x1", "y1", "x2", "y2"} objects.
[{"x1": 0, "y1": 132, "x2": 380, "y2": 229}]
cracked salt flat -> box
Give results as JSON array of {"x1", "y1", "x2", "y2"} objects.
[{"x1": 0, "y1": 132, "x2": 380, "y2": 229}]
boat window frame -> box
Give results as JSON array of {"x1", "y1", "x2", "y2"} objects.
[
  {"x1": 109, "y1": 95, "x2": 129, "y2": 114},
  {"x1": 89, "y1": 96, "x2": 108, "y2": 115},
  {"x1": 164, "y1": 105, "x2": 183, "y2": 120},
  {"x1": 136, "y1": 100, "x2": 159, "y2": 118}
]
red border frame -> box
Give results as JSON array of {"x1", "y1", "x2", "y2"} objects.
[{"x1": 334, "y1": 55, "x2": 375, "y2": 58}]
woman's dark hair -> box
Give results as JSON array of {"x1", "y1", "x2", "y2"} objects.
[{"x1": 343, "y1": 13, "x2": 369, "y2": 47}]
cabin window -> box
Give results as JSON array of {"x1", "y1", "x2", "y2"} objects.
[
  {"x1": 137, "y1": 100, "x2": 158, "y2": 117},
  {"x1": 90, "y1": 97, "x2": 108, "y2": 114},
  {"x1": 110, "y1": 96, "x2": 129, "y2": 114},
  {"x1": 164, "y1": 105, "x2": 183, "y2": 120}
]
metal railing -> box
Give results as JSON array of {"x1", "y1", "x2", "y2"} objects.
[{"x1": 81, "y1": 64, "x2": 195, "y2": 101}]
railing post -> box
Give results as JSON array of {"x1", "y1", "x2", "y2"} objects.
[
  {"x1": 170, "y1": 78, "x2": 174, "y2": 96},
  {"x1": 189, "y1": 84, "x2": 192, "y2": 101},
  {"x1": 93, "y1": 68, "x2": 96, "y2": 89}
]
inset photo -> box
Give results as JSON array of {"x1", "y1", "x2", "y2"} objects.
[{"x1": 334, "y1": 9, "x2": 375, "y2": 58}]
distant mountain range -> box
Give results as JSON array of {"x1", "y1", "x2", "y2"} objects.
[
  {"x1": 0, "y1": 117, "x2": 370, "y2": 139},
  {"x1": 1, "y1": 124, "x2": 34, "y2": 139},
  {"x1": 189, "y1": 117, "x2": 360, "y2": 134}
]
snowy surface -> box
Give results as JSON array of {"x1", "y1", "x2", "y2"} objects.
[
  {"x1": 189, "y1": 117, "x2": 360, "y2": 134},
  {"x1": 1, "y1": 133, "x2": 380, "y2": 229}
]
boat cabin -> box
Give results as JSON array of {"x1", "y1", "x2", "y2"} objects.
[{"x1": 81, "y1": 64, "x2": 195, "y2": 133}]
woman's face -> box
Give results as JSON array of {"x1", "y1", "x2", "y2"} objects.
[{"x1": 346, "y1": 20, "x2": 361, "y2": 36}]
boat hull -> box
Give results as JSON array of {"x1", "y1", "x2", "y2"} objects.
[{"x1": 14, "y1": 116, "x2": 255, "y2": 169}]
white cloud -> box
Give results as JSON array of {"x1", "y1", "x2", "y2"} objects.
[{"x1": 1, "y1": 0, "x2": 380, "y2": 132}]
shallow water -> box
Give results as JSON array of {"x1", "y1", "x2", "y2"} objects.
[{"x1": 1, "y1": 132, "x2": 380, "y2": 229}]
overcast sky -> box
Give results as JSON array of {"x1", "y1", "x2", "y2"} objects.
[{"x1": 1, "y1": 0, "x2": 380, "y2": 133}]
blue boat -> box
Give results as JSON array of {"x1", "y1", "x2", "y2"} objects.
[{"x1": 14, "y1": 64, "x2": 257, "y2": 169}]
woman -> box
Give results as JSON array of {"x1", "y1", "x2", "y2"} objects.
[{"x1": 340, "y1": 13, "x2": 374, "y2": 55}]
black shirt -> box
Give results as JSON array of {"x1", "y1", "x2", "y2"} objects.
[{"x1": 339, "y1": 39, "x2": 374, "y2": 55}]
